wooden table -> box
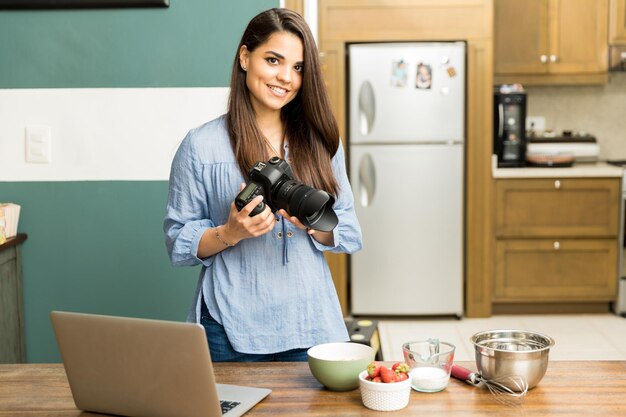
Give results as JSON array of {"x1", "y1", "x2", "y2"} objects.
[{"x1": 1, "y1": 361, "x2": 625, "y2": 416}]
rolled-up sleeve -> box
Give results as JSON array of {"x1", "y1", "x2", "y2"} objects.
[
  {"x1": 164, "y1": 131, "x2": 215, "y2": 267},
  {"x1": 311, "y1": 140, "x2": 363, "y2": 254}
]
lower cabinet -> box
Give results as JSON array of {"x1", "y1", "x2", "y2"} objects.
[
  {"x1": 495, "y1": 239, "x2": 618, "y2": 302},
  {"x1": 494, "y1": 178, "x2": 620, "y2": 310}
]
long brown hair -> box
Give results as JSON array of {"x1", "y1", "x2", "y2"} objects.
[{"x1": 226, "y1": 8, "x2": 340, "y2": 195}]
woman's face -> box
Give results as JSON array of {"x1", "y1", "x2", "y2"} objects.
[{"x1": 239, "y1": 31, "x2": 304, "y2": 117}]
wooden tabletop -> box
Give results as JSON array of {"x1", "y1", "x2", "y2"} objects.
[{"x1": 1, "y1": 361, "x2": 625, "y2": 416}]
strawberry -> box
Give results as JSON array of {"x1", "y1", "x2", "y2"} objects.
[
  {"x1": 396, "y1": 372, "x2": 409, "y2": 381},
  {"x1": 380, "y1": 366, "x2": 397, "y2": 383},
  {"x1": 393, "y1": 362, "x2": 410, "y2": 374},
  {"x1": 367, "y1": 361, "x2": 382, "y2": 378},
  {"x1": 372, "y1": 376, "x2": 382, "y2": 383}
]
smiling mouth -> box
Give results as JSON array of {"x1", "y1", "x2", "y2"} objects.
[{"x1": 268, "y1": 85, "x2": 288, "y2": 96}]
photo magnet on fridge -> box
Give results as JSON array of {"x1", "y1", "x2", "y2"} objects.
[
  {"x1": 391, "y1": 60, "x2": 408, "y2": 87},
  {"x1": 415, "y1": 62, "x2": 432, "y2": 89}
]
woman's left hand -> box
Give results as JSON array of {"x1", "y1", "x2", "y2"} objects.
[{"x1": 277, "y1": 209, "x2": 334, "y2": 246}]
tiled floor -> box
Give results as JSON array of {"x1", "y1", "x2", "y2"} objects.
[{"x1": 378, "y1": 314, "x2": 626, "y2": 361}]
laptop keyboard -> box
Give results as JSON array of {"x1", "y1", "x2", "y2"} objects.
[{"x1": 220, "y1": 400, "x2": 241, "y2": 415}]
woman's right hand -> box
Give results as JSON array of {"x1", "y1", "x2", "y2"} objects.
[{"x1": 220, "y1": 184, "x2": 276, "y2": 245}]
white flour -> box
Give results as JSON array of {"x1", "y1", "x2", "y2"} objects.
[{"x1": 410, "y1": 367, "x2": 449, "y2": 392}]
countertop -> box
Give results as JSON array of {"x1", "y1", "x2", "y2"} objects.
[
  {"x1": 492, "y1": 156, "x2": 624, "y2": 179},
  {"x1": 1, "y1": 362, "x2": 625, "y2": 416}
]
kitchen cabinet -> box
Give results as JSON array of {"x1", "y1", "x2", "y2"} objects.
[
  {"x1": 494, "y1": 179, "x2": 620, "y2": 309},
  {"x1": 610, "y1": 0, "x2": 626, "y2": 44},
  {"x1": 283, "y1": 0, "x2": 304, "y2": 16},
  {"x1": 495, "y1": 239, "x2": 617, "y2": 301},
  {"x1": 0, "y1": 234, "x2": 27, "y2": 363},
  {"x1": 494, "y1": 0, "x2": 609, "y2": 85}
]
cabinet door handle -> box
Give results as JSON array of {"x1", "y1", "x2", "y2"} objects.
[
  {"x1": 553, "y1": 241, "x2": 560, "y2": 250},
  {"x1": 550, "y1": 54, "x2": 558, "y2": 63},
  {"x1": 540, "y1": 55, "x2": 548, "y2": 63},
  {"x1": 554, "y1": 180, "x2": 561, "y2": 189}
]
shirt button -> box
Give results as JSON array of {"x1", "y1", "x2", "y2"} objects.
[
  {"x1": 275, "y1": 217, "x2": 280, "y2": 222},
  {"x1": 287, "y1": 231, "x2": 293, "y2": 238},
  {"x1": 277, "y1": 232, "x2": 283, "y2": 239}
]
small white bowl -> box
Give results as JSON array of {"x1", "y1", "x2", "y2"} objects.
[{"x1": 358, "y1": 370, "x2": 411, "y2": 411}]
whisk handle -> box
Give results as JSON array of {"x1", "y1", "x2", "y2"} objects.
[{"x1": 451, "y1": 364, "x2": 477, "y2": 383}]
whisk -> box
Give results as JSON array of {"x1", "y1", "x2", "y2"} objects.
[{"x1": 451, "y1": 364, "x2": 528, "y2": 406}]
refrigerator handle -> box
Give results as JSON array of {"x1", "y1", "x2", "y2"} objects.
[
  {"x1": 358, "y1": 153, "x2": 376, "y2": 207},
  {"x1": 498, "y1": 103, "x2": 504, "y2": 138},
  {"x1": 358, "y1": 81, "x2": 376, "y2": 136}
]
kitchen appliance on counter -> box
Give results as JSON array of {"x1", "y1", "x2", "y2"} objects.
[
  {"x1": 606, "y1": 160, "x2": 626, "y2": 317},
  {"x1": 527, "y1": 133, "x2": 600, "y2": 165},
  {"x1": 347, "y1": 41, "x2": 464, "y2": 316},
  {"x1": 494, "y1": 88, "x2": 527, "y2": 167}
]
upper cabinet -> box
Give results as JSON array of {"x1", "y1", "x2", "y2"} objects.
[
  {"x1": 494, "y1": 0, "x2": 609, "y2": 85},
  {"x1": 611, "y1": 0, "x2": 626, "y2": 44}
]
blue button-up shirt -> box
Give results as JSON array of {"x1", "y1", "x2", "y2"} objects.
[{"x1": 164, "y1": 115, "x2": 363, "y2": 354}]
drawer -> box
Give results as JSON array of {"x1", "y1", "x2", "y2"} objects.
[
  {"x1": 495, "y1": 178, "x2": 620, "y2": 237},
  {"x1": 494, "y1": 238, "x2": 618, "y2": 302}
]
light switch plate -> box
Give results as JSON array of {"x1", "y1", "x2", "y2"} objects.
[{"x1": 25, "y1": 125, "x2": 51, "y2": 163}]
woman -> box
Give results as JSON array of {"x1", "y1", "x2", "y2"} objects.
[{"x1": 164, "y1": 8, "x2": 362, "y2": 362}]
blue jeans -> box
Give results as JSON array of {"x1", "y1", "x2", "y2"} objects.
[{"x1": 200, "y1": 298, "x2": 309, "y2": 362}]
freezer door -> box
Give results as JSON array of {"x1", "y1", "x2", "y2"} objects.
[
  {"x1": 348, "y1": 42, "x2": 465, "y2": 144},
  {"x1": 350, "y1": 144, "x2": 463, "y2": 315}
]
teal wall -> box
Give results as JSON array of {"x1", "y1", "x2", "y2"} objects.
[
  {"x1": 0, "y1": 182, "x2": 197, "y2": 361},
  {"x1": 0, "y1": 0, "x2": 276, "y2": 88},
  {"x1": 0, "y1": 0, "x2": 278, "y2": 362}
]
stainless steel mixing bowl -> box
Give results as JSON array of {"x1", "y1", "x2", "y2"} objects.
[{"x1": 471, "y1": 330, "x2": 555, "y2": 390}]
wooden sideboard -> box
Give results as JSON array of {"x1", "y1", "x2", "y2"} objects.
[{"x1": 0, "y1": 233, "x2": 27, "y2": 363}]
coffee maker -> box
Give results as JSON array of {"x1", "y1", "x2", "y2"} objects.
[{"x1": 494, "y1": 88, "x2": 527, "y2": 167}]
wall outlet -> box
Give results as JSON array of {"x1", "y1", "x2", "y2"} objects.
[{"x1": 526, "y1": 116, "x2": 546, "y2": 133}]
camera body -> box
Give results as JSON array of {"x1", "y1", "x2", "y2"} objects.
[
  {"x1": 235, "y1": 157, "x2": 338, "y2": 232},
  {"x1": 235, "y1": 158, "x2": 294, "y2": 216}
]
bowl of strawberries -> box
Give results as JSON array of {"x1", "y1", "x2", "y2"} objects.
[{"x1": 359, "y1": 361, "x2": 412, "y2": 411}]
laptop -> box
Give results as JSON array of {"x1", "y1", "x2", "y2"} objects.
[{"x1": 50, "y1": 311, "x2": 271, "y2": 417}]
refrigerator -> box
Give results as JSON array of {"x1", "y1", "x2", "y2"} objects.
[{"x1": 348, "y1": 42, "x2": 465, "y2": 316}]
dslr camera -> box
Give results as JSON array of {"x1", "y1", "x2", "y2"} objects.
[{"x1": 235, "y1": 157, "x2": 338, "y2": 232}]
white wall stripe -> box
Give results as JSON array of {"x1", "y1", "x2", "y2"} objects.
[{"x1": 0, "y1": 87, "x2": 229, "y2": 182}]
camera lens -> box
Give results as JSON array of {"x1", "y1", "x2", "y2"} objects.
[
  {"x1": 306, "y1": 206, "x2": 325, "y2": 225},
  {"x1": 274, "y1": 181, "x2": 338, "y2": 232}
]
